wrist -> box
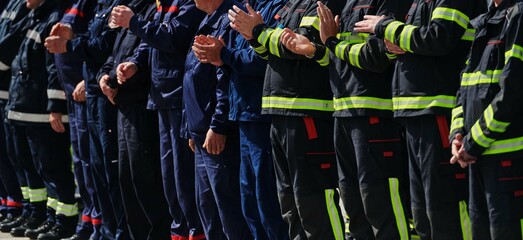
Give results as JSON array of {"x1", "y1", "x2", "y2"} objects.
[{"x1": 305, "y1": 42, "x2": 317, "y2": 58}]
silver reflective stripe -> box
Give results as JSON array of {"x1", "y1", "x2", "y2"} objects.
[
  {"x1": 47, "y1": 89, "x2": 66, "y2": 100},
  {"x1": 1, "y1": 11, "x2": 16, "y2": 21},
  {"x1": 0, "y1": 90, "x2": 9, "y2": 100},
  {"x1": 8, "y1": 110, "x2": 69, "y2": 123},
  {"x1": 0, "y1": 61, "x2": 10, "y2": 71},
  {"x1": 26, "y1": 29, "x2": 41, "y2": 43}
]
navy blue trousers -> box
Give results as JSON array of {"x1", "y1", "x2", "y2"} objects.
[
  {"x1": 238, "y1": 121, "x2": 288, "y2": 240},
  {"x1": 403, "y1": 115, "x2": 468, "y2": 240},
  {"x1": 158, "y1": 109, "x2": 203, "y2": 239},
  {"x1": 68, "y1": 100, "x2": 98, "y2": 238},
  {"x1": 86, "y1": 95, "x2": 127, "y2": 239},
  {"x1": 193, "y1": 130, "x2": 252, "y2": 240},
  {"x1": 0, "y1": 107, "x2": 23, "y2": 216}
]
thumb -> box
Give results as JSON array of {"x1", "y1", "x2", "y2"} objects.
[
  {"x1": 455, "y1": 133, "x2": 463, "y2": 141},
  {"x1": 335, "y1": 15, "x2": 340, "y2": 26},
  {"x1": 218, "y1": 35, "x2": 225, "y2": 45}
]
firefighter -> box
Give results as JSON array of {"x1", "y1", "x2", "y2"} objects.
[
  {"x1": 45, "y1": 0, "x2": 131, "y2": 238},
  {"x1": 98, "y1": 1, "x2": 173, "y2": 239},
  {"x1": 51, "y1": 1, "x2": 99, "y2": 239},
  {"x1": 109, "y1": 0, "x2": 206, "y2": 238},
  {"x1": 0, "y1": 0, "x2": 29, "y2": 228},
  {"x1": 450, "y1": 0, "x2": 523, "y2": 238},
  {"x1": 229, "y1": 0, "x2": 345, "y2": 239},
  {"x1": 353, "y1": 0, "x2": 485, "y2": 238},
  {"x1": 6, "y1": 0, "x2": 79, "y2": 238},
  {"x1": 190, "y1": 0, "x2": 289, "y2": 238}
]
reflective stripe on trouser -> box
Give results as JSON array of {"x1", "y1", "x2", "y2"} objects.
[
  {"x1": 469, "y1": 157, "x2": 523, "y2": 239},
  {"x1": 271, "y1": 116, "x2": 343, "y2": 240},
  {"x1": 335, "y1": 117, "x2": 409, "y2": 240},
  {"x1": 193, "y1": 130, "x2": 252, "y2": 240},
  {"x1": 158, "y1": 109, "x2": 203, "y2": 238},
  {"x1": 118, "y1": 106, "x2": 171, "y2": 240},
  {"x1": 239, "y1": 122, "x2": 289, "y2": 240},
  {"x1": 404, "y1": 115, "x2": 469, "y2": 240}
]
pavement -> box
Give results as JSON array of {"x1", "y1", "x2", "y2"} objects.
[{"x1": 0, "y1": 232, "x2": 17, "y2": 239}]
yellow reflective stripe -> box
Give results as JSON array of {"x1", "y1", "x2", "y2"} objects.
[
  {"x1": 461, "y1": 28, "x2": 475, "y2": 41},
  {"x1": 385, "y1": 21, "x2": 404, "y2": 43},
  {"x1": 520, "y1": 219, "x2": 523, "y2": 239},
  {"x1": 57, "y1": 202, "x2": 79, "y2": 217},
  {"x1": 471, "y1": 121, "x2": 495, "y2": 148},
  {"x1": 484, "y1": 136, "x2": 523, "y2": 155},
  {"x1": 325, "y1": 189, "x2": 344, "y2": 240},
  {"x1": 21, "y1": 187, "x2": 29, "y2": 200},
  {"x1": 47, "y1": 197, "x2": 58, "y2": 210},
  {"x1": 412, "y1": 235, "x2": 421, "y2": 240},
  {"x1": 392, "y1": 95, "x2": 456, "y2": 110},
  {"x1": 431, "y1": 7, "x2": 470, "y2": 29},
  {"x1": 337, "y1": 32, "x2": 369, "y2": 44},
  {"x1": 386, "y1": 52, "x2": 397, "y2": 60},
  {"x1": 335, "y1": 41, "x2": 350, "y2": 61},
  {"x1": 269, "y1": 28, "x2": 285, "y2": 57},
  {"x1": 253, "y1": 45, "x2": 268, "y2": 55},
  {"x1": 389, "y1": 178, "x2": 409, "y2": 240},
  {"x1": 300, "y1": 16, "x2": 320, "y2": 30},
  {"x1": 452, "y1": 106, "x2": 463, "y2": 120},
  {"x1": 459, "y1": 201, "x2": 472, "y2": 240},
  {"x1": 349, "y1": 43, "x2": 365, "y2": 69},
  {"x1": 505, "y1": 44, "x2": 523, "y2": 63},
  {"x1": 257, "y1": 28, "x2": 274, "y2": 46},
  {"x1": 317, "y1": 48, "x2": 330, "y2": 66},
  {"x1": 333, "y1": 96, "x2": 393, "y2": 111},
  {"x1": 461, "y1": 70, "x2": 502, "y2": 86},
  {"x1": 29, "y1": 188, "x2": 47, "y2": 202},
  {"x1": 451, "y1": 118, "x2": 464, "y2": 133},
  {"x1": 484, "y1": 105, "x2": 510, "y2": 133},
  {"x1": 399, "y1": 25, "x2": 418, "y2": 52},
  {"x1": 262, "y1": 96, "x2": 334, "y2": 111}
]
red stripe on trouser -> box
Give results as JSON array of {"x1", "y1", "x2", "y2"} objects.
[
  {"x1": 92, "y1": 218, "x2": 102, "y2": 225},
  {"x1": 0, "y1": 199, "x2": 6, "y2": 205},
  {"x1": 189, "y1": 234, "x2": 206, "y2": 240},
  {"x1": 435, "y1": 115, "x2": 450, "y2": 148},
  {"x1": 6, "y1": 200, "x2": 22, "y2": 207},
  {"x1": 171, "y1": 235, "x2": 189, "y2": 240},
  {"x1": 82, "y1": 215, "x2": 91, "y2": 222},
  {"x1": 303, "y1": 117, "x2": 318, "y2": 140}
]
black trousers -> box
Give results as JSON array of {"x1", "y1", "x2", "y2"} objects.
[{"x1": 271, "y1": 116, "x2": 343, "y2": 240}]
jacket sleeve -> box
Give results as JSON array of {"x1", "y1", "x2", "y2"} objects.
[
  {"x1": 449, "y1": 88, "x2": 465, "y2": 140},
  {"x1": 0, "y1": 12, "x2": 29, "y2": 73},
  {"x1": 46, "y1": 24, "x2": 67, "y2": 114},
  {"x1": 375, "y1": 0, "x2": 476, "y2": 56},
  {"x1": 128, "y1": 0, "x2": 205, "y2": 54},
  {"x1": 219, "y1": 44, "x2": 267, "y2": 77},
  {"x1": 128, "y1": 40, "x2": 150, "y2": 71},
  {"x1": 463, "y1": 7, "x2": 523, "y2": 157},
  {"x1": 325, "y1": 36, "x2": 393, "y2": 73},
  {"x1": 66, "y1": 21, "x2": 118, "y2": 66}
]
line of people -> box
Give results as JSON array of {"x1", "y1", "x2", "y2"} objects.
[{"x1": 0, "y1": 0, "x2": 521, "y2": 239}]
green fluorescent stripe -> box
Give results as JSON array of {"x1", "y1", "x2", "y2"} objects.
[
  {"x1": 432, "y1": 7, "x2": 469, "y2": 29},
  {"x1": 318, "y1": 48, "x2": 330, "y2": 66},
  {"x1": 505, "y1": 44, "x2": 523, "y2": 63},
  {"x1": 461, "y1": 28, "x2": 475, "y2": 41},
  {"x1": 333, "y1": 96, "x2": 393, "y2": 110},
  {"x1": 335, "y1": 41, "x2": 350, "y2": 61},
  {"x1": 349, "y1": 43, "x2": 365, "y2": 68},
  {"x1": 47, "y1": 198, "x2": 58, "y2": 209},
  {"x1": 29, "y1": 188, "x2": 47, "y2": 202},
  {"x1": 270, "y1": 28, "x2": 285, "y2": 57},
  {"x1": 57, "y1": 202, "x2": 79, "y2": 217},
  {"x1": 392, "y1": 95, "x2": 456, "y2": 110},
  {"x1": 262, "y1": 96, "x2": 334, "y2": 111},
  {"x1": 21, "y1": 187, "x2": 29, "y2": 199},
  {"x1": 484, "y1": 136, "x2": 523, "y2": 155},
  {"x1": 471, "y1": 122, "x2": 494, "y2": 148},
  {"x1": 484, "y1": 105, "x2": 510, "y2": 132},
  {"x1": 325, "y1": 190, "x2": 344, "y2": 240},
  {"x1": 520, "y1": 219, "x2": 523, "y2": 239},
  {"x1": 450, "y1": 118, "x2": 464, "y2": 133},
  {"x1": 257, "y1": 28, "x2": 274, "y2": 46},
  {"x1": 253, "y1": 45, "x2": 268, "y2": 55},
  {"x1": 300, "y1": 16, "x2": 320, "y2": 30},
  {"x1": 461, "y1": 70, "x2": 502, "y2": 86},
  {"x1": 337, "y1": 32, "x2": 369, "y2": 44},
  {"x1": 389, "y1": 178, "x2": 409, "y2": 240},
  {"x1": 459, "y1": 201, "x2": 472, "y2": 240},
  {"x1": 452, "y1": 106, "x2": 463, "y2": 120},
  {"x1": 385, "y1": 21, "x2": 404, "y2": 43},
  {"x1": 400, "y1": 25, "x2": 418, "y2": 52}
]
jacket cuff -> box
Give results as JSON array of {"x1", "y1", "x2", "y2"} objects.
[
  {"x1": 325, "y1": 36, "x2": 340, "y2": 52},
  {"x1": 375, "y1": 17, "x2": 395, "y2": 39},
  {"x1": 210, "y1": 121, "x2": 228, "y2": 135},
  {"x1": 463, "y1": 135, "x2": 485, "y2": 159},
  {"x1": 129, "y1": 15, "x2": 140, "y2": 34},
  {"x1": 220, "y1": 46, "x2": 232, "y2": 67},
  {"x1": 47, "y1": 99, "x2": 67, "y2": 113}
]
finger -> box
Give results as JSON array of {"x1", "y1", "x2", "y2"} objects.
[
  {"x1": 335, "y1": 15, "x2": 340, "y2": 27},
  {"x1": 233, "y1": 5, "x2": 249, "y2": 18},
  {"x1": 363, "y1": 15, "x2": 375, "y2": 20},
  {"x1": 246, "y1": 3, "x2": 256, "y2": 16},
  {"x1": 228, "y1": 10, "x2": 238, "y2": 22},
  {"x1": 50, "y1": 23, "x2": 60, "y2": 36}
]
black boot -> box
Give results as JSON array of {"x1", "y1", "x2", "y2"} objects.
[
  {"x1": 37, "y1": 224, "x2": 75, "y2": 240},
  {"x1": 24, "y1": 219, "x2": 55, "y2": 239},
  {"x1": 62, "y1": 233, "x2": 86, "y2": 240},
  {"x1": 0, "y1": 215, "x2": 26, "y2": 232},
  {"x1": 10, "y1": 217, "x2": 45, "y2": 237}
]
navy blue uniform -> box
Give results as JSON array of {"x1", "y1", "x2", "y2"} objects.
[
  {"x1": 54, "y1": 0, "x2": 98, "y2": 238},
  {"x1": 66, "y1": 0, "x2": 129, "y2": 238},
  {"x1": 220, "y1": 0, "x2": 288, "y2": 239},
  {"x1": 183, "y1": 0, "x2": 251, "y2": 239},
  {"x1": 127, "y1": 0, "x2": 206, "y2": 238},
  {"x1": 7, "y1": 0, "x2": 78, "y2": 237}
]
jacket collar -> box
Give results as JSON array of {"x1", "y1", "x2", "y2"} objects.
[{"x1": 32, "y1": 0, "x2": 58, "y2": 20}]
